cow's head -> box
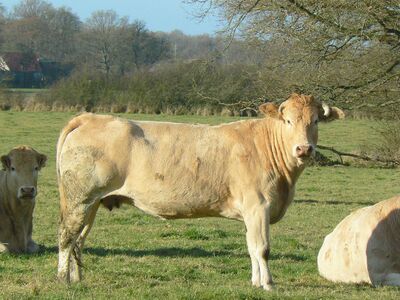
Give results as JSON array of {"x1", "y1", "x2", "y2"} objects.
[
  {"x1": 1, "y1": 146, "x2": 47, "y2": 201},
  {"x1": 259, "y1": 93, "x2": 344, "y2": 165}
]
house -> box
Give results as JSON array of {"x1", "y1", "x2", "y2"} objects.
[{"x1": 0, "y1": 52, "x2": 44, "y2": 88}]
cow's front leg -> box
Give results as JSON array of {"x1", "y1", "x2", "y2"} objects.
[{"x1": 243, "y1": 200, "x2": 273, "y2": 291}]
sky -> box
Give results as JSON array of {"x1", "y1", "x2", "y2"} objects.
[{"x1": 1, "y1": 0, "x2": 222, "y2": 35}]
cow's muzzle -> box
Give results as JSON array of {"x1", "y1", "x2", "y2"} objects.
[
  {"x1": 295, "y1": 145, "x2": 314, "y2": 159},
  {"x1": 18, "y1": 186, "x2": 37, "y2": 199}
]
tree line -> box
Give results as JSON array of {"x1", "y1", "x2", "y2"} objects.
[
  {"x1": 0, "y1": 0, "x2": 398, "y2": 116},
  {"x1": 0, "y1": 0, "x2": 263, "y2": 78}
]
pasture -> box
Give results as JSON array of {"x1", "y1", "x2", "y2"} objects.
[{"x1": 0, "y1": 111, "x2": 399, "y2": 299}]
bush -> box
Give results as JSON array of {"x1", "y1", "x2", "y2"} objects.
[
  {"x1": 369, "y1": 121, "x2": 400, "y2": 165},
  {"x1": 34, "y1": 61, "x2": 265, "y2": 115},
  {"x1": 362, "y1": 108, "x2": 400, "y2": 165}
]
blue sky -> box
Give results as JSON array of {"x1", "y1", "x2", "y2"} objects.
[{"x1": 1, "y1": 0, "x2": 222, "y2": 35}]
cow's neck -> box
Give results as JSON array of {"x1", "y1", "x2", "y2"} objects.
[
  {"x1": 0, "y1": 171, "x2": 31, "y2": 222},
  {"x1": 254, "y1": 118, "x2": 305, "y2": 187},
  {"x1": 0, "y1": 172, "x2": 31, "y2": 250}
]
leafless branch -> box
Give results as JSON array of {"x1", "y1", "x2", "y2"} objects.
[{"x1": 317, "y1": 145, "x2": 400, "y2": 166}]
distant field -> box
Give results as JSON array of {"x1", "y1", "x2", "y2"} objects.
[
  {"x1": 0, "y1": 112, "x2": 399, "y2": 299},
  {"x1": 3, "y1": 88, "x2": 48, "y2": 95}
]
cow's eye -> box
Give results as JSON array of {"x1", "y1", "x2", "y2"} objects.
[
  {"x1": 314, "y1": 119, "x2": 319, "y2": 125},
  {"x1": 34, "y1": 167, "x2": 39, "y2": 171},
  {"x1": 11, "y1": 167, "x2": 15, "y2": 171},
  {"x1": 286, "y1": 120, "x2": 291, "y2": 125}
]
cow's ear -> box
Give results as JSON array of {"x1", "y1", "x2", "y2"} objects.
[
  {"x1": 319, "y1": 103, "x2": 345, "y2": 122},
  {"x1": 1, "y1": 155, "x2": 10, "y2": 170},
  {"x1": 37, "y1": 153, "x2": 47, "y2": 169},
  {"x1": 259, "y1": 103, "x2": 281, "y2": 119}
]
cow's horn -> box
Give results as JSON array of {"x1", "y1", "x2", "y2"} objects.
[{"x1": 322, "y1": 102, "x2": 330, "y2": 117}]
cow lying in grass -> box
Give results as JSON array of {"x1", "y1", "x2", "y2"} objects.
[
  {"x1": 56, "y1": 93, "x2": 344, "y2": 289},
  {"x1": 0, "y1": 146, "x2": 47, "y2": 253},
  {"x1": 318, "y1": 196, "x2": 400, "y2": 286}
]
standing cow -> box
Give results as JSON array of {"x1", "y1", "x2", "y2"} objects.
[
  {"x1": 57, "y1": 93, "x2": 344, "y2": 289},
  {"x1": 318, "y1": 196, "x2": 400, "y2": 286},
  {"x1": 0, "y1": 146, "x2": 47, "y2": 253}
]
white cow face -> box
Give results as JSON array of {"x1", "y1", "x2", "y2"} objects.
[
  {"x1": 259, "y1": 93, "x2": 344, "y2": 165},
  {"x1": 1, "y1": 146, "x2": 47, "y2": 201}
]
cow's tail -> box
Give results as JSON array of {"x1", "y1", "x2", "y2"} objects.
[{"x1": 57, "y1": 113, "x2": 93, "y2": 219}]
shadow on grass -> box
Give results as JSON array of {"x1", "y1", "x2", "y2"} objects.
[
  {"x1": 84, "y1": 246, "x2": 308, "y2": 261},
  {"x1": 37, "y1": 245, "x2": 231, "y2": 258},
  {"x1": 37, "y1": 245, "x2": 58, "y2": 254},
  {"x1": 83, "y1": 246, "x2": 233, "y2": 258},
  {"x1": 37, "y1": 245, "x2": 308, "y2": 262},
  {"x1": 295, "y1": 199, "x2": 375, "y2": 206}
]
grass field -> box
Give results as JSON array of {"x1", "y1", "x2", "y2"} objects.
[
  {"x1": 2, "y1": 88, "x2": 48, "y2": 98},
  {"x1": 0, "y1": 112, "x2": 399, "y2": 299}
]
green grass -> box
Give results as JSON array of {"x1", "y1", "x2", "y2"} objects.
[
  {"x1": 4, "y1": 88, "x2": 48, "y2": 93},
  {"x1": 0, "y1": 112, "x2": 399, "y2": 299}
]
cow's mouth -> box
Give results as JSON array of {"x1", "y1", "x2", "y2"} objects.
[
  {"x1": 296, "y1": 155, "x2": 314, "y2": 166},
  {"x1": 18, "y1": 186, "x2": 37, "y2": 199},
  {"x1": 19, "y1": 196, "x2": 35, "y2": 201},
  {"x1": 18, "y1": 192, "x2": 36, "y2": 200}
]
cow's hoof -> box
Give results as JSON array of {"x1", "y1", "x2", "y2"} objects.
[
  {"x1": 57, "y1": 271, "x2": 70, "y2": 284},
  {"x1": 69, "y1": 271, "x2": 82, "y2": 283},
  {"x1": 251, "y1": 279, "x2": 261, "y2": 288},
  {"x1": 27, "y1": 241, "x2": 39, "y2": 254},
  {"x1": 262, "y1": 283, "x2": 275, "y2": 291}
]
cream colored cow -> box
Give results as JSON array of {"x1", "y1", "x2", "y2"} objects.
[
  {"x1": 0, "y1": 146, "x2": 47, "y2": 253},
  {"x1": 318, "y1": 196, "x2": 400, "y2": 286},
  {"x1": 56, "y1": 93, "x2": 344, "y2": 289}
]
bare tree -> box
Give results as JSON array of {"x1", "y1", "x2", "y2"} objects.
[
  {"x1": 12, "y1": 0, "x2": 52, "y2": 18},
  {"x1": 3, "y1": 0, "x2": 80, "y2": 63},
  {"x1": 79, "y1": 12, "x2": 171, "y2": 76},
  {"x1": 0, "y1": 5, "x2": 6, "y2": 51},
  {"x1": 45, "y1": 7, "x2": 81, "y2": 63},
  {"x1": 186, "y1": 0, "x2": 400, "y2": 109},
  {"x1": 81, "y1": 10, "x2": 130, "y2": 77}
]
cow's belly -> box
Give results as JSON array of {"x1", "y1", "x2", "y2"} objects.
[
  {"x1": 117, "y1": 175, "x2": 232, "y2": 219},
  {"x1": 133, "y1": 196, "x2": 223, "y2": 219}
]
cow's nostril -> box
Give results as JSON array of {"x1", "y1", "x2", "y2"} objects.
[
  {"x1": 21, "y1": 187, "x2": 35, "y2": 194},
  {"x1": 296, "y1": 145, "x2": 313, "y2": 158}
]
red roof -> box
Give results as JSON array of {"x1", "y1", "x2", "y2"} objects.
[{"x1": 2, "y1": 52, "x2": 42, "y2": 72}]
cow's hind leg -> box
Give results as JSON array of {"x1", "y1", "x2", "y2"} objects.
[
  {"x1": 58, "y1": 201, "x2": 86, "y2": 283},
  {"x1": 243, "y1": 198, "x2": 273, "y2": 291},
  {"x1": 57, "y1": 146, "x2": 117, "y2": 283},
  {"x1": 69, "y1": 201, "x2": 100, "y2": 282},
  {"x1": 58, "y1": 204, "x2": 81, "y2": 283},
  {"x1": 58, "y1": 200, "x2": 99, "y2": 283},
  {"x1": 57, "y1": 165, "x2": 104, "y2": 284}
]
